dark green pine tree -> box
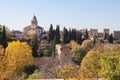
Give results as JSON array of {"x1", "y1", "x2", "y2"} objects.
[
  {"x1": 108, "y1": 33, "x2": 113, "y2": 43},
  {"x1": 76, "y1": 31, "x2": 82, "y2": 45},
  {"x1": 2, "y1": 25, "x2": 7, "y2": 48},
  {"x1": 31, "y1": 34, "x2": 39, "y2": 57},
  {"x1": 48, "y1": 24, "x2": 54, "y2": 43},
  {"x1": 68, "y1": 28, "x2": 72, "y2": 43},
  {"x1": 63, "y1": 27, "x2": 66, "y2": 44},
  {"x1": 85, "y1": 29, "x2": 89, "y2": 39},
  {"x1": 71, "y1": 29, "x2": 77, "y2": 41},
  {"x1": 63, "y1": 27, "x2": 68, "y2": 44},
  {"x1": 1, "y1": 25, "x2": 8, "y2": 55},
  {"x1": 55, "y1": 25, "x2": 60, "y2": 44}
]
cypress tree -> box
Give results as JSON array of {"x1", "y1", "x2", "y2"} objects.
[
  {"x1": 63, "y1": 27, "x2": 68, "y2": 44},
  {"x1": 55, "y1": 25, "x2": 60, "y2": 44},
  {"x1": 48, "y1": 24, "x2": 54, "y2": 43},
  {"x1": 76, "y1": 31, "x2": 82, "y2": 45},
  {"x1": 1, "y1": 25, "x2": 7, "y2": 49},
  {"x1": 1, "y1": 25, "x2": 7, "y2": 55},
  {"x1": 85, "y1": 29, "x2": 89, "y2": 39},
  {"x1": 108, "y1": 33, "x2": 113, "y2": 43},
  {"x1": 71, "y1": 29, "x2": 77, "y2": 41},
  {"x1": 63, "y1": 27, "x2": 66, "y2": 44},
  {"x1": 31, "y1": 34, "x2": 39, "y2": 57},
  {"x1": 68, "y1": 28, "x2": 72, "y2": 43}
]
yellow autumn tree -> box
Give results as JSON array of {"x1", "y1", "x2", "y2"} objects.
[
  {"x1": 80, "y1": 44, "x2": 104, "y2": 78},
  {"x1": 0, "y1": 45, "x2": 7, "y2": 79},
  {"x1": 80, "y1": 44, "x2": 120, "y2": 79},
  {"x1": 0, "y1": 45, "x2": 4, "y2": 55},
  {"x1": 5, "y1": 41, "x2": 33, "y2": 73},
  {"x1": 57, "y1": 65, "x2": 80, "y2": 79},
  {"x1": 81, "y1": 40, "x2": 92, "y2": 51}
]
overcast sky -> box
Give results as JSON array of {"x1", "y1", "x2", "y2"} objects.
[{"x1": 0, "y1": 0, "x2": 120, "y2": 33}]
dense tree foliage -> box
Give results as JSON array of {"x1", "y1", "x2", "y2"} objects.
[
  {"x1": 72, "y1": 45, "x2": 87, "y2": 65},
  {"x1": 55, "y1": 25, "x2": 60, "y2": 44},
  {"x1": 0, "y1": 45, "x2": 4, "y2": 55},
  {"x1": 1, "y1": 26, "x2": 7, "y2": 49},
  {"x1": 5, "y1": 41, "x2": 33, "y2": 73},
  {"x1": 31, "y1": 34, "x2": 39, "y2": 57},
  {"x1": 84, "y1": 29, "x2": 89, "y2": 39},
  {"x1": 57, "y1": 65, "x2": 79, "y2": 79},
  {"x1": 80, "y1": 44, "x2": 120, "y2": 79},
  {"x1": 48, "y1": 25, "x2": 88, "y2": 45},
  {"x1": 107, "y1": 33, "x2": 113, "y2": 43},
  {"x1": 0, "y1": 41, "x2": 35, "y2": 79},
  {"x1": 81, "y1": 40, "x2": 92, "y2": 51},
  {"x1": 1, "y1": 26, "x2": 8, "y2": 56},
  {"x1": 80, "y1": 43, "x2": 103, "y2": 78},
  {"x1": 72, "y1": 40, "x2": 92, "y2": 65},
  {"x1": 100, "y1": 45, "x2": 120, "y2": 80},
  {"x1": 63, "y1": 27, "x2": 69, "y2": 44},
  {"x1": 76, "y1": 31, "x2": 82, "y2": 45},
  {"x1": 80, "y1": 50, "x2": 101, "y2": 78},
  {"x1": 101, "y1": 56, "x2": 120, "y2": 80},
  {"x1": 48, "y1": 24, "x2": 54, "y2": 42},
  {"x1": 63, "y1": 27, "x2": 83, "y2": 45},
  {"x1": 68, "y1": 28, "x2": 72, "y2": 43},
  {"x1": 71, "y1": 29, "x2": 77, "y2": 41}
]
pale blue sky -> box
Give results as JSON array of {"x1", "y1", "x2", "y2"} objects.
[{"x1": 0, "y1": 0, "x2": 120, "y2": 33}]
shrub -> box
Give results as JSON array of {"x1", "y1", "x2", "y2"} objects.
[
  {"x1": 72, "y1": 45, "x2": 87, "y2": 65},
  {"x1": 23, "y1": 65, "x2": 38, "y2": 75},
  {"x1": 43, "y1": 50, "x2": 51, "y2": 57}
]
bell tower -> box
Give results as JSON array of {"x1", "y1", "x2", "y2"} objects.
[{"x1": 31, "y1": 15, "x2": 38, "y2": 28}]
